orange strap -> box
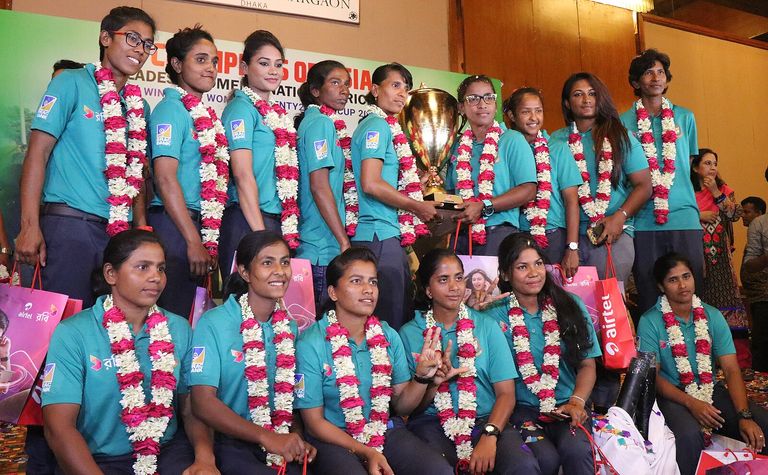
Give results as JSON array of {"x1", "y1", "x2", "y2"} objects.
[{"x1": 604, "y1": 242, "x2": 617, "y2": 279}]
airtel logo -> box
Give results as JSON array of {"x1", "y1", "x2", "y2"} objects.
[{"x1": 605, "y1": 342, "x2": 620, "y2": 355}]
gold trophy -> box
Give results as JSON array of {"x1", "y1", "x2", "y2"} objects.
[{"x1": 400, "y1": 85, "x2": 464, "y2": 236}]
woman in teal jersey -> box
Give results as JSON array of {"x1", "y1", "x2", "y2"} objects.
[
  {"x1": 294, "y1": 60, "x2": 353, "y2": 314},
  {"x1": 42, "y1": 230, "x2": 216, "y2": 475},
  {"x1": 190, "y1": 230, "x2": 316, "y2": 474},
  {"x1": 485, "y1": 233, "x2": 600, "y2": 475},
  {"x1": 400, "y1": 248, "x2": 540, "y2": 474},
  {"x1": 503, "y1": 88, "x2": 582, "y2": 278},
  {"x1": 148, "y1": 26, "x2": 222, "y2": 318},
  {"x1": 219, "y1": 31, "x2": 289, "y2": 276}
]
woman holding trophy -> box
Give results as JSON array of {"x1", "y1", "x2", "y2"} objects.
[
  {"x1": 350, "y1": 63, "x2": 439, "y2": 330},
  {"x1": 446, "y1": 75, "x2": 538, "y2": 257}
]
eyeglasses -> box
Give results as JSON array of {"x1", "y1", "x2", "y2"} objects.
[
  {"x1": 464, "y1": 93, "x2": 497, "y2": 106},
  {"x1": 112, "y1": 31, "x2": 158, "y2": 55}
]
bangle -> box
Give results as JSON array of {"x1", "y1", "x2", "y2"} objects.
[
  {"x1": 617, "y1": 208, "x2": 629, "y2": 219},
  {"x1": 413, "y1": 374, "x2": 433, "y2": 385},
  {"x1": 0, "y1": 247, "x2": 11, "y2": 256},
  {"x1": 570, "y1": 394, "x2": 586, "y2": 406},
  {"x1": 714, "y1": 193, "x2": 727, "y2": 204}
]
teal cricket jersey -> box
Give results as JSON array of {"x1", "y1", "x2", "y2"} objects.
[
  {"x1": 482, "y1": 293, "x2": 601, "y2": 407},
  {"x1": 638, "y1": 297, "x2": 734, "y2": 388},
  {"x1": 296, "y1": 107, "x2": 346, "y2": 266},
  {"x1": 149, "y1": 87, "x2": 204, "y2": 211},
  {"x1": 31, "y1": 63, "x2": 149, "y2": 219},
  {"x1": 222, "y1": 90, "x2": 282, "y2": 214},
  {"x1": 550, "y1": 126, "x2": 649, "y2": 237},
  {"x1": 445, "y1": 128, "x2": 537, "y2": 228},
  {"x1": 350, "y1": 113, "x2": 400, "y2": 241},
  {"x1": 620, "y1": 103, "x2": 700, "y2": 231},
  {"x1": 518, "y1": 131, "x2": 583, "y2": 232},
  {"x1": 188, "y1": 295, "x2": 299, "y2": 420},
  {"x1": 41, "y1": 295, "x2": 192, "y2": 457},
  {"x1": 398, "y1": 308, "x2": 517, "y2": 418},
  {"x1": 294, "y1": 312, "x2": 411, "y2": 429}
]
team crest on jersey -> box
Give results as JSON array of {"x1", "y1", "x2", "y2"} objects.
[
  {"x1": 230, "y1": 119, "x2": 245, "y2": 140},
  {"x1": 191, "y1": 346, "x2": 206, "y2": 373},
  {"x1": 294, "y1": 373, "x2": 305, "y2": 398},
  {"x1": 231, "y1": 349, "x2": 244, "y2": 363},
  {"x1": 36, "y1": 95, "x2": 57, "y2": 119},
  {"x1": 41, "y1": 363, "x2": 56, "y2": 392},
  {"x1": 314, "y1": 139, "x2": 328, "y2": 160},
  {"x1": 365, "y1": 131, "x2": 379, "y2": 149},
  {"x1": 156, "y1": 124, "x2": 172, "y2": 146}
]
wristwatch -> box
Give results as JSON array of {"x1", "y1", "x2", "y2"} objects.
[
  {"x1": 0, "y1": 247, "x2": 11, "y2": 256},
  {"x1": 481, "y1": 199, "x2": 495, "y2": 218},
  {"x1": 567, "y1": 242, "x2": 579, "y2": 252},
  {"x1": 738, "y1": 410, "x2": 754, "y2": 420},
  {"x1": 482, "y1": 423, "x2": 501, "y2": 438}
]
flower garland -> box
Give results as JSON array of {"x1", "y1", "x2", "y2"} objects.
[
  {"x1": 170, "y1": 86, "x2": 230, "y2": 258},
  {"x1": 365, "y1": 105, "x2": 430, "y2": 247},
  {"x1": 325, "y1": 310, "x2": 392, "y2": 451},
  {"x1": 660, "y1": 294, "x2": 714, "y2": 406},
  {"x1": 311, "y1": 104, "x2": 358, "y2": 237},
  {"x1": 102, "y1": 295, "x2": 176, "y2": 475},
  {"x1": 242, "y1": 87, "x2": 301, "y2": 249},
  {"x1": 567, "y1": 123, "x2": 614, "y2": 225},
  {"x1": 94, "y1": 64, "x2": 147, "y2": 237},
  {"x1": 238, "y1": 294, "x2": 296, "y2": 467},
  {"x1": 454, "y1": 122, "x2": 503, "y2": 246},
  {"x1": 635, "y1": 98, "x2": 677, "y2": 225},
  {"x1": 523, "y1": 131, "x2": 554, "y2": 248},
  {"x1": 424, "y1": 304, "x2": 477, "y2": 471},
  {"x1": 507, "y1": 293, "x2": 561, "y2": 414}
]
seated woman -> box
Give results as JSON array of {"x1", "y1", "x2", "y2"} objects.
[
  {"x1": 638, "y1": 252, "x2": 768, "y2": 475},
  {"x1": 399, "y1": 248, "x2": 540, "y2": 474},
  {"x1": 484, "y1": 233, "x2": 600, "y2": 475},
  {"x1": 295, "y1": 247, "x2": 453, "y2": 475},
  {"x1": 42, "y1": 229, "x2": 216, "y2": 475},
  {"x1": 190, "y1": 230, "x2": 316, "y2": 474}
]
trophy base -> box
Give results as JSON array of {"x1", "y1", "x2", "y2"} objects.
[
  {"x1": 429, "y1": 208, "x2": 462, "y2": 238},
  {"x1": 424, "y1": 191, "x2": 463, "y2": 211}
]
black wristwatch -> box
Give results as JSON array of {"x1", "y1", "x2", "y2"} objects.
[
  {"x1": 738, "y1": 410, "x2": 754, "y2": 420},
  {"x1": 482, "y1": 423, "x2": 501, "y2": 438},
  {"x1": 481, "y1": 199, "x2": 495, "y2": 218},
  {"x1": 413, "y1": 374, "x2": 433, "y2": 385}
]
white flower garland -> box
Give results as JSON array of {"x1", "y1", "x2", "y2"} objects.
[
  {"x1": 523, "y1": 131, "x2": 554, "y2": 248},
  {"x1": 635, "y1": 97, "x2": 677, "y2": 225},
  {"x1": 567, "y1": 123, "x2": 614, "y2": 225}
]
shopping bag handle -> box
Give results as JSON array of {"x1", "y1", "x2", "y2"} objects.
[
  {"x1": 275, "y1": 451, "x2": 308, "y2": 475},
  {"x1": 577, "y1": 423, "x2": 620, "y2": 475},
  {"x1": 204, "y1": 274, "x2": 213, "y2": 298},
  {"x1": 604, "y1": 242, "x2": 617, "y2": 279},
  {"x1": 452, "y1": 220, "x2": 473, "y2": 257}
]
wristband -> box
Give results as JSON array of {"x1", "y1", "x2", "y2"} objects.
[
  {"x1": 413, "y1": 374, "x2": 434, "y2": 385},
  {"x1": 714, "y1": 193, "x2": 726, "y2": 204}
]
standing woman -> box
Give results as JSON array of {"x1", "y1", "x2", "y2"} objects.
[
  {"x1": 638, "y1": 253, "x2": 768, "y2": 475},
  {"x1": 190, "y1": 231, "x2": 316, "y2": 474},
  {"x1": 400, "y1": 249, "x2": 540, "y2": 474},
  {"x1": 504, "y1": 88, "x2": 582, "y2": 277},
  {"x1": 42, "y1": 230, "x2": 217, "y2": 475},
  {"x1": 445, "y1": 75, "x2": 537, "y2": 257},
  {"x1": 691, "y1": 149, "x2": 747, "y2": 329},
  {"x1": 148, "y1": 26, "x2": 229, "y2": 318},
  {"x1": 219, "y1": 30, "x2": 300, "y2": 276},
  {"x1": 295, "y1": 60, "x2": 354, "y2": 313},
  {"x1": 295, "y1": 248, "x2": 454, "y2": 475},
  {"x1": 550, "y1": 73, "x2": 651, "y2": 285},
  {"x1": 350, "y1": 63, "x2": 438, "y2": 329},
  {"x1": 484, "y1": 233, "x2": 600, "y2": 475}
]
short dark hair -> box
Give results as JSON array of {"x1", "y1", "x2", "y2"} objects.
[
  {"x1": 93, "y1": 229, "x2": 166, "y2": 296},
  {"x1": 652, "y1": 252, "x2": 692, "y2": 286},
  {"x1": 52, "y1": 59, "x2": 84, "y2": 76},
  {"x1": 295, "y1": 60, "x2": 348, "y2": 128},
  {"x1": 165, "y1": 25, "x2": 215, "y2": 85},
  {"x1": 628, "y1": 49, "x2": 673, "y2": 97},
  {"x1": 223, "y1": 231, "x2": 288, "y2": 299},
  {"x1": 323, "y1": 247, "x2": 378, "y2": 313},
  {"x1": 456, "y1": 74, "x2": 496, "y2": 103},
  {"x1": 99, "y1": 7, "x2": 156, "y2": 61},
  {"x1": 414, "y1": 248, "x2": 463, "y2": 311},
  {"x1": 364, "y1": 63, "x2": 412, "y2": 105},
  {"x1": 742, "y1": 196, "x2": 767, "y2": 215}
]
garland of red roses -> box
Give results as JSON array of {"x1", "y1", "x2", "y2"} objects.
[
  {"x1": 95, "y1": 64, "x2": 147, "y2": 236},
  {"x1": 314, "y1": 104, "x2": 358, "y2": 236},
  {"x1": 243, "y1": 87, "x2": 301, "y2": 249},
  {"x1": 523, "y1": 131, "x2": 554, "y2": 248},
  {"x1": 635, "y1": 98, "x2": 677, "y2": 225},
  {"x1": 102, "y1": 295, "x2": 176, "y2": 475},
  {"x1": 171, "y1": 86, "x2": 230, "y2": 258}
]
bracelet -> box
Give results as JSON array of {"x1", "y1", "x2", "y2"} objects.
[
  {"x1": 714, "y1": 193, "x2": 727, "y2": 204},
  {"x1": 0, "y1": 247, "x2": 11, "y2": 256},
  {"x1": 413, "y1": 374, "x2": 434, "y2": 385},
  {"x1": 569, "y1": 394, "x2": 586, "y2": 406},
  {"x1": 617, "y1": 208, "x2": 629, "y2": 219}
]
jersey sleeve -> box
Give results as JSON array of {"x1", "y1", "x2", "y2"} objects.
[
  {"x1": 150, "y1": 100, "x2": 187, "y2": 160},
  {"x1": 294, "y1": 329, "x2": 324, "y2": 409},
  {"x1": 41, "y1": 322, "x2": 85, "y2": 406},
  {"x1": 222, "y1": 100, "x2": 256, "y2": 152},
  {"x1": 359, "y1": 119, "x2": 391, "y2": 162},
  {"x1": 187, "y1": 315, "x2": 221, "y2": 388},
  {"x1": 302, "y1": 117, "x2": 338, "y2": 173},
  {"x1": 30, "y1": 71, "x2": 78, "y2": 139}
]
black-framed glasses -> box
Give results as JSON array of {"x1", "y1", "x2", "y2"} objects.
[
  {"x1": 464, "y1": 93, "x2": 497, "y2": 106},
  {"x1": 112, "y1": 31, "x2": 158, "y2": 55}
]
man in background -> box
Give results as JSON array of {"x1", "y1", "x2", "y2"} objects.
[{"x1": 742, "y1": 196, "x2": 768, "y2": 371}]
